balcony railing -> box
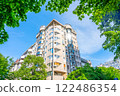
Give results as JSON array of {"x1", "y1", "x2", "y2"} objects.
[
  {"x1": 28, "y1": 49, "x2": 32, "y2": 52},
  {"x1": 21, "y1": 55, "x2": 25, "y2": 59},
  {"x1": 20, "y1": 60, "x2": 24, "y2": 63}
]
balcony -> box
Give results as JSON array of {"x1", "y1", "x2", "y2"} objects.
[
  {"x1": 21, "y1": 55, "x2": 25, "y2": 59},
  {"x1": 54, "y1": 75, "x2": 63, "y2": 80},
  {"x1": 36, "y1": 33, "x2": 40, "y2": 38},
  {"x1": 20, "y1": 60, "x2": 24, "y2": 63},
  {"x1": 40, "y1": 26, "x2": 45, "y2": 31},
  {"x1": 28, "y1": 49, "x2": 32, "y2": 52},
  {"x1": 46, "y1": 75, "x2": 64, "y2": 80},
  {"x1": 36, "y1": 51, "x2": 42, "y2": 55}
]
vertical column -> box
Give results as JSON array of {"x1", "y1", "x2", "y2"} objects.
[{"x1": 51, "y1": 22, "x2": 55, "y2": 80}]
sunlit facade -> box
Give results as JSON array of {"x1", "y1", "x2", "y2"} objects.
[
  {"x1": 11, "y1": 19, "x2": 83, "y2": 80},
  {"x1": 36, "y1": 19, "x2": 81, "y2": 80}
]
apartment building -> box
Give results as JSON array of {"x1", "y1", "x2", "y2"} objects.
[
  {"x1": 81, "y1": 58, "x2": 92, "y2": 67},
  {"x1": 97, "y1": 59, "x2": 120, "y2": 70},
  {"x1": 10, "y1": 43, "x2": 37, "y2": 72},
  {"x1": 11, "y1": 19, "x2": 86, "y2": 80}
]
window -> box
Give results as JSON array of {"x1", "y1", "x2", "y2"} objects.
[
  {"x1": 49, "y1": 42, "x2": 53, "y2": 47},
  {"x1": 49, "y1": 37, "x2": 53, "y2": 41},
  {"x1": 39, "y1": 41, "x2": 41, "y2": 44},
  {"x1": 63, "y1": 57, "x2": 65, "y2": 61},
  {"x1": 54, "y1": 37, "x2": 60, "y2": 41},
  {"x1": 66, "y1": 58, "x2": 68, "y2": 62},
  {"x1": 37, "y1": 52, "x2": 40, "y2": 55},
  {"x1": 49, "y1": 28, "x2": 54, "y2": 31},
  {"x1": 55, "y1": 32, "x2": 60, "y2": 35},
  {"x1": 54, "y1": 55, "x2": 60, "y2": 59},
  {"x1": 54, "y1": 62, "x2": 61, "y2": 66},
  {"x1": 72, "y1": 50, "x2": 74, "y2": 53},
  {"x1": 40, "y1": 36, "x2": 42, "y2": 39},
  {"x1": 48, "y1": 48, "x2": 53, "y2": 53},
  {"x1": 48, "y1": 55, "x2": 53, "y2": 60},
  {"x1": 62, "y1": 40, "x2": 65, "y2": 45},
  {"x1": 54, "y1": 48, "x2": 60, "y2": 53},
  {"x1": 54, "y1": 42, "x2": 60, "y2": 46},
  {"x1": 47, "y1": 63, "x2": 51, "y2": 66},
  {"x1": 67, "y1": 29, "x2": 71, "y2": 33},
  {"x1": 49, "y1": 32, "x2": 53, "y2": 36},
  {"x1": 54, "y1": 27, "x2": 60, "y2": 31},
  {"x1": 64, "y1": 64, "x2": 65, "y2": 70},
  {"x1": 45, "y1": 46, "x2": 47, "y2": 49},
  {"x1": 45, "y1": 36, "x2": 48, "y2": 40},
  {"x1": 37, "y1": 46, "x2": 41, "y2": 50},
  {"x1": 69, "y1": 50, "x2": 71, "y2": 53},
  {"x1": 47, "y1": 71, "x2": 51, "y2": 76},
  {"x1": 66, "y1": 52, "x2": 68, "y2": 55}
]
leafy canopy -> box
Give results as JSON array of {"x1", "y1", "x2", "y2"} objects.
[
  {"x1": 66, "y1": 63, "x2": 120, "y2": 80},
  {"x1": 1, "y1": 0, "x2": 120, "y2": 59},
  {"x1": 8, "y1": 55, "x2": 47, "y2": 80},
  {"x1": 0, "y1": 0, "x2": 46, "y2": 44},
  {"x1": 0, "y1": 53, "x2": 14, "y2": 80}
]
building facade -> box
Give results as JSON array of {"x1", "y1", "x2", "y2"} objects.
[
  {"x1": 36, "y1": 19, "x2": 81, "y2": 80},
  {"x1": 11, "y1": 19, "x2": 90, "y2": 80},
  {"x1": 10, "y1": 43, "x2": 37, "y2": 72},
  {"x1": 97, "y1": 59, "x2": 120, "y2": 70},
  {"x1": 81, "y1": 58, "x2": 92, "y2": 67}
]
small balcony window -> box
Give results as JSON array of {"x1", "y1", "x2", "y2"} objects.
[
  {"x1": 49, "y1": 32, "x2": 53, "y2": 36},
  {"x1": 49, "y1": 28, "x2": 54, "y2": 31},
  {"x1": 40, "y1": 36, "x2": 42, "y2": 39},
  {"x1": 54, "y1": 27, "x2": 60, "y2": 31},
  {"x1": 48, "y1": 48, "x2": 53, "y2": 53},
  {"x1": 54, "y1": 37, "x2": 60, "y2": 41},
  {"x1": 37, "y1": 46, "x2": 41, "y2": 50}
]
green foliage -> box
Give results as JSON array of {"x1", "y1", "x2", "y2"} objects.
[
  {"x1": 0, "y1": 53, "x2": 14, "y2": 80},
  {"x1": 46, "y1": 0, "x2": 119, "y2": 24},
  {"x1": 7, "y1": 71, "x2": 18, "y2": 80},
  {"x1": 0, "y1": 0, "x2": 46, "y2": 44},
  {"x1": 99, "y1": 66, "x2": 120, "y2": 80},
  {"x1": 46, "y1": 0, "x2": 76, "y2": 14},
  {"x1": 8, "y1": 55, "x2": 47, "y2": 80},
  {"x1": 66, "y1": 63, "x2": 120, "y2": 80},
  {"x1": 101, "y1": 31, "x2": 120, "y2": 59},
  {"x1": 46, "y1": 0, "x2": 120, "y2": 59},
  {"x1": 0, "y1": 53, "x2": 9, "y2": 79}
]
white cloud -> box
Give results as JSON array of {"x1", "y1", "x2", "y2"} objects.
[
  {"x1": 106, "y1": 56, "x2": 114, "y2": 62},
  {"x1": 58, "y1": 1, "x2": 106, "y2": 54},
  {"x1": 76, "y1": 29, "x2": 105, "y2": 54}
]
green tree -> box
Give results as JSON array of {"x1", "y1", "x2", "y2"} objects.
[
  {"x1": 0, "y1": 53, "x2": 13, "y2": 80},
  {"x1": 0, "y1": 0, "x2": 46, "y2": 44},
  {"x1": 46, "y1": 0, "x2": 120, "y2": 59},
  {"x1": 7, "y1": 71, "x2": 18, "y2": 80},
  {"x1": 66, "y1": 63, "x2": 120, "y2": 80},
  {"x1": 99, "y1": 66, "x2": 120, "y2": 80},
  {"x1": 1, "y1": 0, "x2": 120, "y2": 59},
  {"x1": 8, "y1": 55, "x2": 47, "y2": 80}
]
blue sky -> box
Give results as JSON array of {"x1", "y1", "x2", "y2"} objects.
[{"x1": 0, "y1": 1, "x2": 114, "y2": 67}]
